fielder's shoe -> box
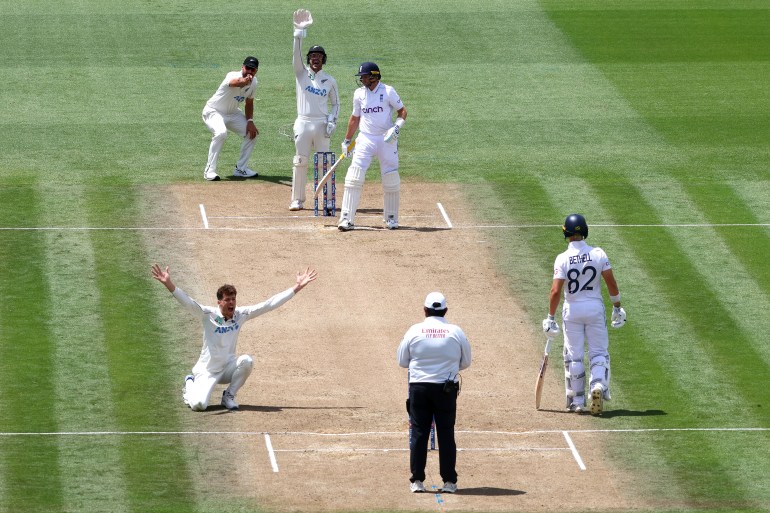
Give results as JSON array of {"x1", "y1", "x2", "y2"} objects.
[
  {"x1": 233, "y1": 166, "x2": 258, "y2": 178},
  {"x1": 410, "y1": 480, "x2": 426, "y2": 493},
  {"x1": 568, "y1": 403, "x2": 586, "y2": 414},
  {"x1": 337, "y1": 219, "x2": 354, "y2": 231},
  {"x1": 289, "y1": 200, "x2": 303, "y2": 211},
  {"x1": 221, "y1": 390, "x2": 240, "y2": 411},
  {"x1": 440, "y1": 482, "x2": 457, "y2": 494},
  {"x1": 204, "y1": 170, "x2": 221, "y2": 181},
  {"x1": 385, "y1": 215, "x2": 399, "y2": 230},
  {"x1": 590, "y1": 385, "x2": 604, "y2": 415}
]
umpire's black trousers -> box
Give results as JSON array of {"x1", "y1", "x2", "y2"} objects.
[{"x1": 408, "y1": 382, "x2": 458, "y2": 484}]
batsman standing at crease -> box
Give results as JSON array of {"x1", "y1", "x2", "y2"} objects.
[
  {"x1": 337, "y1": 61, "x2": 407, "y2": 231},
  {"x1": 151, "y1": 264, "x2": 317, "y2": 411},
  {"x1": 543, "y1": 214, "x2": 626, "y2": 415},
  {"x1": 397, "y1": 292, "x2": 472, "y2": 494},
  {"x1": 289, "y1": 8, "x2": 340, "y2": 211}
]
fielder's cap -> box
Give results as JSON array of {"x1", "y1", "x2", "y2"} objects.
[
  {"x1": 243, "y1": 56, "x2": 259, "y2": 69},
  {"x1": 424, "y1": 292, "x2": 447, "y2": 310},
  {"x1": 355, "y1": 61, "x2": 380, "y2": 77}
]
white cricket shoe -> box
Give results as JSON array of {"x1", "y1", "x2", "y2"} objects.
[
  {"x1": 568, "y1": 403, "x2": 586, "y2": 414},
  {"x1": 385, "y1": 216, "x2": 399, "y2": 230},
  {"x1": 289, "y1": 200, "x2": 303, "y2": 211},
  {"x1": 233, "y1": 166, "x2": 258, "y2": 178},
  {"x1": 440, "y1": 482, "x2": 457, "y2": 494},
  {"x1": 221, "y1": 390, "x2": 240, "y2": 411},
  {"x1": 590, "y1": 386, "x2": 604, "y2": 415},
  {"x1": 337, "y1": 219, "x2": 354, "y2": 231},
  {"x1": 182, "y1": 374, "x2": 194, "y2": 405},
  {"x1": 410, "y1": 480, "x2": 426, "y2": 493},
  {"x1": 204, "y1": 170, "x2": 220, "y2": 181}
]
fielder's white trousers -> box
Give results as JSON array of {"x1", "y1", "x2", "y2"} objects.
[
  {"x1": 202, "y1": 107, "x2": 257, "y2": 174},
  {"x1": 184, "y1": 354, "x2": 253, "y2": 411}
]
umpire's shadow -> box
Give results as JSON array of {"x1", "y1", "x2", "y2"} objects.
[{"x1": 455, "y1": 487, "x2": 525, "y2": 496}]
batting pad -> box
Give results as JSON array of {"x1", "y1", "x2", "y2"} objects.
[
  {"x1": 341, "y1": 165, "x2": 365, "y2": 223},
  {"x1": 291, "y1": 155, "x2": 309, "y2": 203},
  {"x1": 382, "y1": 171, "x2": 400, "y2": 221}
]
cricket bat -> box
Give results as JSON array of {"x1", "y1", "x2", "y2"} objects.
[
  {"x1": 313, "y1": 140, "x2": 355, "y2": 198},
  {"x1": 535, "y1": 337, "x2": 552, "y2": 410}
]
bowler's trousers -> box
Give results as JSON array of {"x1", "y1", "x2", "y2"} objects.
[{"x1": 408, "y1": 382, "x2": 458, "y2": 484}]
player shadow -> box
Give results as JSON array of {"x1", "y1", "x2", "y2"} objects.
[
  {"x1": 454, "y1": 487, "x2": 525, "y2": 496},
  {"x1": 595, "y1": 409, "x2": 667, "y2": 418},
  {"x1": 204, "y1": 405, "x2": 364, "y2": 414}
]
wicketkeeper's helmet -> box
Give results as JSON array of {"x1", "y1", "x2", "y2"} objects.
[
  {"x1": 355, "y1": 61, "x2": 380, "y2": 78},
  {"x1": 307, "y1": 45, "x2": 327, "y2": 64},
  {"x1": 563, "y1": 214, "x2": 588, "y2": 238}
]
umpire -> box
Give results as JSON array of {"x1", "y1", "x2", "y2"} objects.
[{"x1": 397, "y1": 292, "x2": 472, "y2": 494}]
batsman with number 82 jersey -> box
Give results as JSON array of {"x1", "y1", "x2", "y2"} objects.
[{"x1": 544, "y1": 214, "x2": 626, "y2": 415}]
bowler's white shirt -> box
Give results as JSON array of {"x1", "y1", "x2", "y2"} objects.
[
  {"x1": 352, "y1": 82, "x2": 403, "y2": 136},
  {"x1": 205, "y1": 71, "x2": 256, "y2": 115},
  {"x1": 172, "y1": 287, "x2": 294, "y2": 374},
  {"x1": 553, "y1": 240, "x2": 612, "y2": 304},
  {"x1": 397, "y1": 316, "x2": 471, "y2": 383}
]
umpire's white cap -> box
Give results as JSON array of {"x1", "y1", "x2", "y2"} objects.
[{"x1": 424, "y1": 292, "x2": 447, "y2": 309}]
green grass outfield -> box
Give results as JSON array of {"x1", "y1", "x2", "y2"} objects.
[{"x1": 1, "y1": 0, "x2": 769, "y2": 512}]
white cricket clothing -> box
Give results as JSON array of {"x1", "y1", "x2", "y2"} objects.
[
  {"x1": 171, "y1": 286, "x2": 294, "y2": 375},
  {"x1": 206, "y1": 71, "x2": 256, "y2": 115},
  {"x1": 553, "y1": 240, "x2": 612, "y2": 304},
  {"x1": 552, "y1": 240, "x2": 613, "y2": 404},
  {"x1": 293, "y1": 37, "x2": 340, "y2": 121},
  {"x1": 352, "y1": 82, "x2": 404, "y2": 136},
  {"x1": 397, "y1": 317, "x2": 472, "y2": 383}
]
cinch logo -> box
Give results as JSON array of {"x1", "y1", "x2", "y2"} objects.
[
  {"x1": 362, "y1": 106, "x2": 384, "y2": 114},
  {"x1": 305, "y1": 85, "x2": 327, "y2": 97}
]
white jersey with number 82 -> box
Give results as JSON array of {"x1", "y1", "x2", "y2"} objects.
[{"x1": 553, "y1": 240, "x2": 612, "y2": 304}]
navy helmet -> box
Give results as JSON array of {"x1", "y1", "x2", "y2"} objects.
[
  {"x1": 355, "y1": 61, "x2": 380, "y2": 78},
  {"x1": 563, "y1": 214, "x2": 588, "y2": 239}
]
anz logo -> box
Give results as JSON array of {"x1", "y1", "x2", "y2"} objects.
[
  {"x1": 233, "y1": 95, "x2": 246, "y2": 103},
  {"x1": 305, "y1": 85, "x2": 327, "y2": 97},
  {"x1": 214, "y1": 323, "x2": 240, "y2": 334}
]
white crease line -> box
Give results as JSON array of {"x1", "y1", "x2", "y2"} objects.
[
  {"x1": 271, "y1": 447, "x2": 567, "y2": 453},
  {"x1": 563, "y1": 431, "x2": 586, "y2": 471},
  {"x1": 264, "y1": 434, "x2": 279, "y2": 472},
  {"x1": 437, "y1": 202, "x2": 453, "y2": 229},
  {"x1": 199, "y1": 204, "x2": 209, "y2": 229}
]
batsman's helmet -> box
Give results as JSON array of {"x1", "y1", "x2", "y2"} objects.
[
  {"x1": 306, "y1": 45, "x2": 327, "y2": 64},
  {"x1": 563, "y1": 214, "x2": 588, "y2": 239},
  {"x1": 355, "y1": 61, "x2": 381, "y2": 78}
]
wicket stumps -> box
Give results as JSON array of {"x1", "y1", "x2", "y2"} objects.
[{"x1": 313, "y1": 152, "x2": 336, "y2": 217}]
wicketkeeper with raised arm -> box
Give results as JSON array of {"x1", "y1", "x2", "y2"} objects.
[
  {"x1": 543, "y1": 214, "x2": 626, "y2": 415},
  {"x1": 289, "y1": 9, "x2": 340, "y2": 211},
  {"x1": 337, "y1": 61, "x2": 407, "y2": 231}
]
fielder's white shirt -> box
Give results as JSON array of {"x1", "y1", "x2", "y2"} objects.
[
  {"x1": 553, "y1": 240, "x2": 612, "y2": 304},
  {"x1": 352, "y1": 82, "x2": 403, "y2": 136},
  {"x1": 205, "y1": 71, "x2": 256, "y2": 115},
  {"x1": 397, "y1": 316, "x2": 472, "y2": 383},
  {"x1": 172, "y1": 287, "x2": 294, "y2": 375},
  {"x1": 293, "y1": 37, "x2": 339, "y2": 121}
]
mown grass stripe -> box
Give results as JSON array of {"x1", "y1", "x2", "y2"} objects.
[
  {"x1": 39, "y1": 184, "x2": 130, "y2": 512},
  {"x1": 597, "y1": 178, "x2": 770, "y2": 504},
  {"x1": 84, "y1": 183, "x2": 196, "y2": 512},
  {"x1": 0, "y1": 185, "x2": 64, "y2": 512}
]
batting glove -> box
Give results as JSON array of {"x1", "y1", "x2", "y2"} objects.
[
  {"x1": 326, "y1": 120, "x2": 336, "y2": 137},
  {"x1": 611, "y1": 306, "x2": 627, "y2": 328},
  {"x1": 384, "y1": 125, "x2": 400, "y2": 143},
  {"x1": 542, "y1": 316, "x2": 560, "y2": 337},
  {"x1": 341, "y1": 139, "x2": 352, "y2": 157}
]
